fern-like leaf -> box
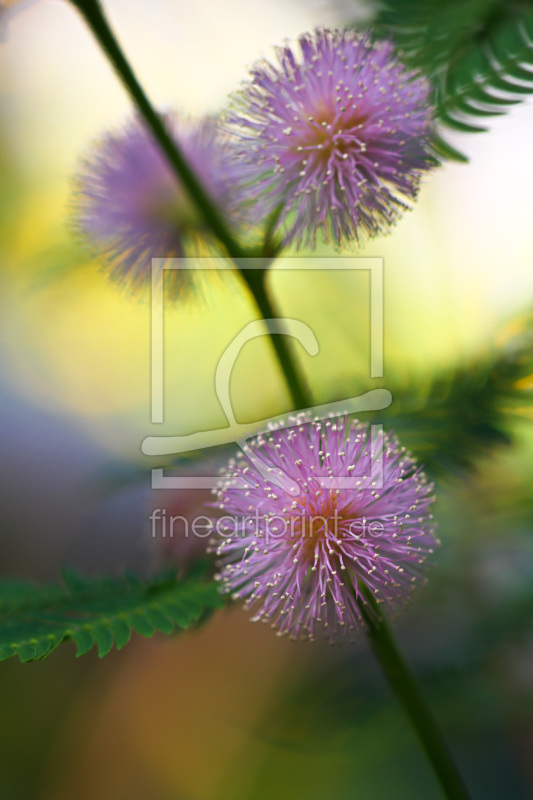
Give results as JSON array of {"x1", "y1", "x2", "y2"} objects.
[
  {"x1": 374, "y1": 0, "x2": 533, "y2": 157},
  {"x1": 375, "y1": 311, "x2": 533, "y2": 476},
  {"x1": 0, "y1": 569, "x2": 223, "y2": 663}
]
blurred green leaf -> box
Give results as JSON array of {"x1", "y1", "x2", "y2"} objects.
[
  {"x1": 372, "y1": 312, "x2": 533, "y2": 477},
  {"x1": 373, "y1": 0, "x2": 533, "y2": 156}
]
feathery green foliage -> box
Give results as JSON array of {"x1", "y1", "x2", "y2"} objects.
[
  {"x1": 0, "y1": 568, "x2": 223, "y2": 663},
  {"x1": 379, "y1": 313, "x2": 533, "y2": 476},
  {"x1": 374, "y1": 0, "x2": 533, "y2": 158}
]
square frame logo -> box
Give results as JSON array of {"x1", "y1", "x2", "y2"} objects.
[{"x1": 142, "y1": 258, "x2": 391, "y2": 492}]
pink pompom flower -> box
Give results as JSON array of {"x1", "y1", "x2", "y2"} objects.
[
  {"x1": 210, "y1": 414, "x2": 438, "y2": 641},
  {"x1": 227, "y1": 28, "x2": 437, "y2": 248}
]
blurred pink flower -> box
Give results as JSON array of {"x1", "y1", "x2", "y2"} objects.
[{"x1": 73, "y1": 114, "x2": 241, "y2": 296}]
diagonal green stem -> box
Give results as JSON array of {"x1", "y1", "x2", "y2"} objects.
[
  {"x1": 68, "y1": 0, "x2": 308, "y2": 410},
  {"x1": 68, "y1": 5, "x2": 471, "y2": 798},
  {"x1": 69, "y1": 0, "x2": 247, "y2": 260},
  {"x1": 240, "y1": 268, "x2": 312, "y2": 409},
  {"x1": 360, "y1": 589, "x2": 471, "y2": 800}
]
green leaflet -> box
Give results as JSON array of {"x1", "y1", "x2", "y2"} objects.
[
  {"x1": 0, "y1": 569, "x2": 223, "y2": 663},
  {"x1": 374, "y1": 1, "x2": 533, "y2": 158},
  {"x1": 431, "y1": 135, "x2": 470, "y2": 162},
  {"x1": 369, "y1": 310, "x2": 533, "y2": 478}
]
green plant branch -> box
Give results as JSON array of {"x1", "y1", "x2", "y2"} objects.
[
  {"x1": 240, "y1": 268, "x2": 312, "y2": 409},
  {"x1": 69, "y1": 0, "x2": 309, "y2": 411},
  {"x1": 360, "y1": 589, "x2": 471, "y2": 800},
  {"x1": 67, "y1": 5, "x2": 471, "y2": 797},
  {"x1": 69, "y1": 0, "x2": 247, "y2": 260}
]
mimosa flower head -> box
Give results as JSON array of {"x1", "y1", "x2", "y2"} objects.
[
  {"x1": 73, "y1": 114, "x2": 239, "y2": 295},
  {"x1": 211, "y1": 414, "x2": 438, "y2": 642},
  {"x1": 227, "y1": 28, "x2": 437, "y2": 248}
]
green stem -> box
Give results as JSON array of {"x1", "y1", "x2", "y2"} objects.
[
  {"x1": 240, "y1": 268, "x2": 312, "y2": 410},
  {"x1": 69, "y1": 0, "x2": 247, "y2": 260},
  {"x1": 360, "y1": 590, "x2": 471, "y2": 800},
  {"x1": 69, "y1": 0, "x2": 307, "y2": 410}
]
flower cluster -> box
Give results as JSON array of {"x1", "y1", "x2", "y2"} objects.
[
  {"x1": 73, "y1": 28, "x2": 437, "y2": 291},
  {"x1": 210, "y1": 414, "x2": 438, "y2": 641},
  {"x1": 227, "y1": 28, "x2": 437, "y2": 247}
]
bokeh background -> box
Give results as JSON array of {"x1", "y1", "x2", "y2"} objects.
[{"x1": 1, "y1": 1, "x2": 533, "y2": 798}]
